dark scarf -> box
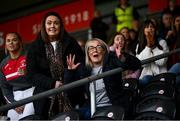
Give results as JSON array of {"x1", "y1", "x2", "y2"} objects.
[{"x1": 45, "y1": 41, "x2": 64, "y2": 82}]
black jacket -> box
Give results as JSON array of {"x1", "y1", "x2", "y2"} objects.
[
  {"x1": 64, "y1": 52, "x2": 141, "y2": 107},
  {"x1": 26, "y1": 32, "x2": 84, "y2": 89}
]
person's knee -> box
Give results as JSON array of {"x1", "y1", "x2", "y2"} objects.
[
  {"x1": 169, "y1": 63, "x2": 180, "y2": 73},
  {"x1": 140, "y1": 75, "x2": 153, "y2": 86}
]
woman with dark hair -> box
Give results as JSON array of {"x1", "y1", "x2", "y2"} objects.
[
  {"x1": 120, "y1": 27, "x2": 137, "y2": 56},
  {"x1": 166, "y1": 14, "x2": 180, "y2": 69},
  {"x1": 109, "y1": 32, "x2": 126, "y2": 54},
  {"x1": 136, "y1": 19, "x2": 169, "y2": 85},
  {"x1": 26, "y1": 12, "x2": 85, "y2": 118},
  {"x1": 109, "y1": 32, "x2": 141, "y2": 79}
]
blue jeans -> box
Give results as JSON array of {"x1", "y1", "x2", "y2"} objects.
[
  {"x1": 139, "y1": 75, "x2": 153, "y2": 86},
  {"x1": 76, "y1": 105, "x2": 91, "y2": 120},
  {"x1": 169, "y1": 63, "x2": 180, "y2": 85}
]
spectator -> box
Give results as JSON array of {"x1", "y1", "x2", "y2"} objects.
[
  {"x1": 167, "y1": 14, "x2": 180, "y2": 69},
  {"x1": 159, "y1": 9, "x2": 173, "y2": 40},
  {"x1": 112, "y1": 0, "x2": 139, "y2": 32},
  {"x1": 0, "y1": 32, "x2": 35, "y2": 120},
  {"x1": 26, "y1": 12, "x2": 86, "y2": 118},
  {"x1": 76, "y1": 38, "x2": 86, "y2": 53},
  {"x1": 90, "y1": 9, "x2": 109, "y2": 43},
  {"x1": 120, "y1": 27, "x2": 137, "y2": 55},
  {"x1": 132, "y1": 19, "x2": 140, "y2": 33},
  {"x1": 109, "y1": 32, "x2": 141, "y2": 79},
  {"x1": 172, "y1": 14, "x2": 180, "y2": 48},
  {"x1": 129, "y1": 29, "x2": 138, "y2": 44},
  {"x1": 109, "y1": 33, "x2": 126, "y2": 54},
  {"x1": 164, "y1": 0, "x2": 180, "y2": 16},
  {"x1": 65, "y1": 38, "x2": 141, "y2": 118},
  {"x1": 136, "y1": 20, "x2": 169, "y2": 85}
]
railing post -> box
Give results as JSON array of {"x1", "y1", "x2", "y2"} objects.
[{"x1": 89, "y1": 81, "x2": 96, "y2": 117}]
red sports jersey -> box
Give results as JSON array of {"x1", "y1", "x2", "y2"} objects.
[{"x1": 2, "y1": 56, "x2": 26, "y2": 81}]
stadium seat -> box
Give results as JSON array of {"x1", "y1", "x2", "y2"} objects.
[
  {"x1": 51, "y1": 111, "x2": 79, "y2": 121},
  {"x1": 122, "y1": 78, "x2": 139, "y2": 118},
  {"x1": 150, "y1": 72, "x2": 176, "y2": 86},
  {"x1": 135, "y1": 111, "x2": 170, "y2": 120},
  {"x1": 139, "y1": 81, "x2": 175, "y2": 99},
  {"x1": 122, "y1": 78, "x2": 138, "y2": 91},
  {"x1": 91, "y1": 106, "x2": 125, "y2": 120},
  {"x1": 135, "y1": 95, "x2": 176, "y2": 119},
  {"x1": 175, "y1": 83, "x2": 180, "y2": 119},
  {"x1": 122, "y1": 78, "x2": 139, "y2": 103}
]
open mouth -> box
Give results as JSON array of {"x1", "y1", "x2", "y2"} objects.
[
  {"x1": 49, "y1": 28, "x2": 56, "y2": 32},
  {"x1": 93, "y1": 54, "x2": 99, "y2": 58},
  {"x1": 8, "y1": 45, "x2": 14, "y2": 49},
  {"x1": 49, "y1": 30, "x2": 56, "y2": 32}
]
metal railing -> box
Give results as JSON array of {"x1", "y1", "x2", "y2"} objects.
[{"x1": 0, "y1": 48, "x2": 180, "y2": 112}]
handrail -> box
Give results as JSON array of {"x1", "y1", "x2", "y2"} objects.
[
  {"x1": 0, "y1": 48, "x2": 180, "y2": 112},
  {"x1": 141, "y1": 48, "x2": 180, "y2": 65}
]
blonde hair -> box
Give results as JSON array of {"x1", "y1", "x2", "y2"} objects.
[{"x1": 85, "y1": 38, "x2": 109, "y2": 68}]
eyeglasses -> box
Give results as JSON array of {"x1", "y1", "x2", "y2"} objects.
[{"x1": 88, "y1": 45, "x2": 104, "y2": 53}]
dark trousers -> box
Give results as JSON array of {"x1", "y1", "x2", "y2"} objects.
[{"x1": 33, "y1": 87, "x2": 50, "y2": 120}]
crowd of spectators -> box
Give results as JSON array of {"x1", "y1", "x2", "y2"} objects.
[{"x1": 0, "y1": 0, "x2": 180, "y2": 120}]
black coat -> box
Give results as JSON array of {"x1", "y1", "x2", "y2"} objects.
[
  {"x1": 26, "y1": 32, "x2": 86, "y2": 110},
  {"x1": 64, "y1": 52, "x2": 141, "y2": 107},
  {"x1": 26, "y1": 32, "x2": 84, "y2": 89}
]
